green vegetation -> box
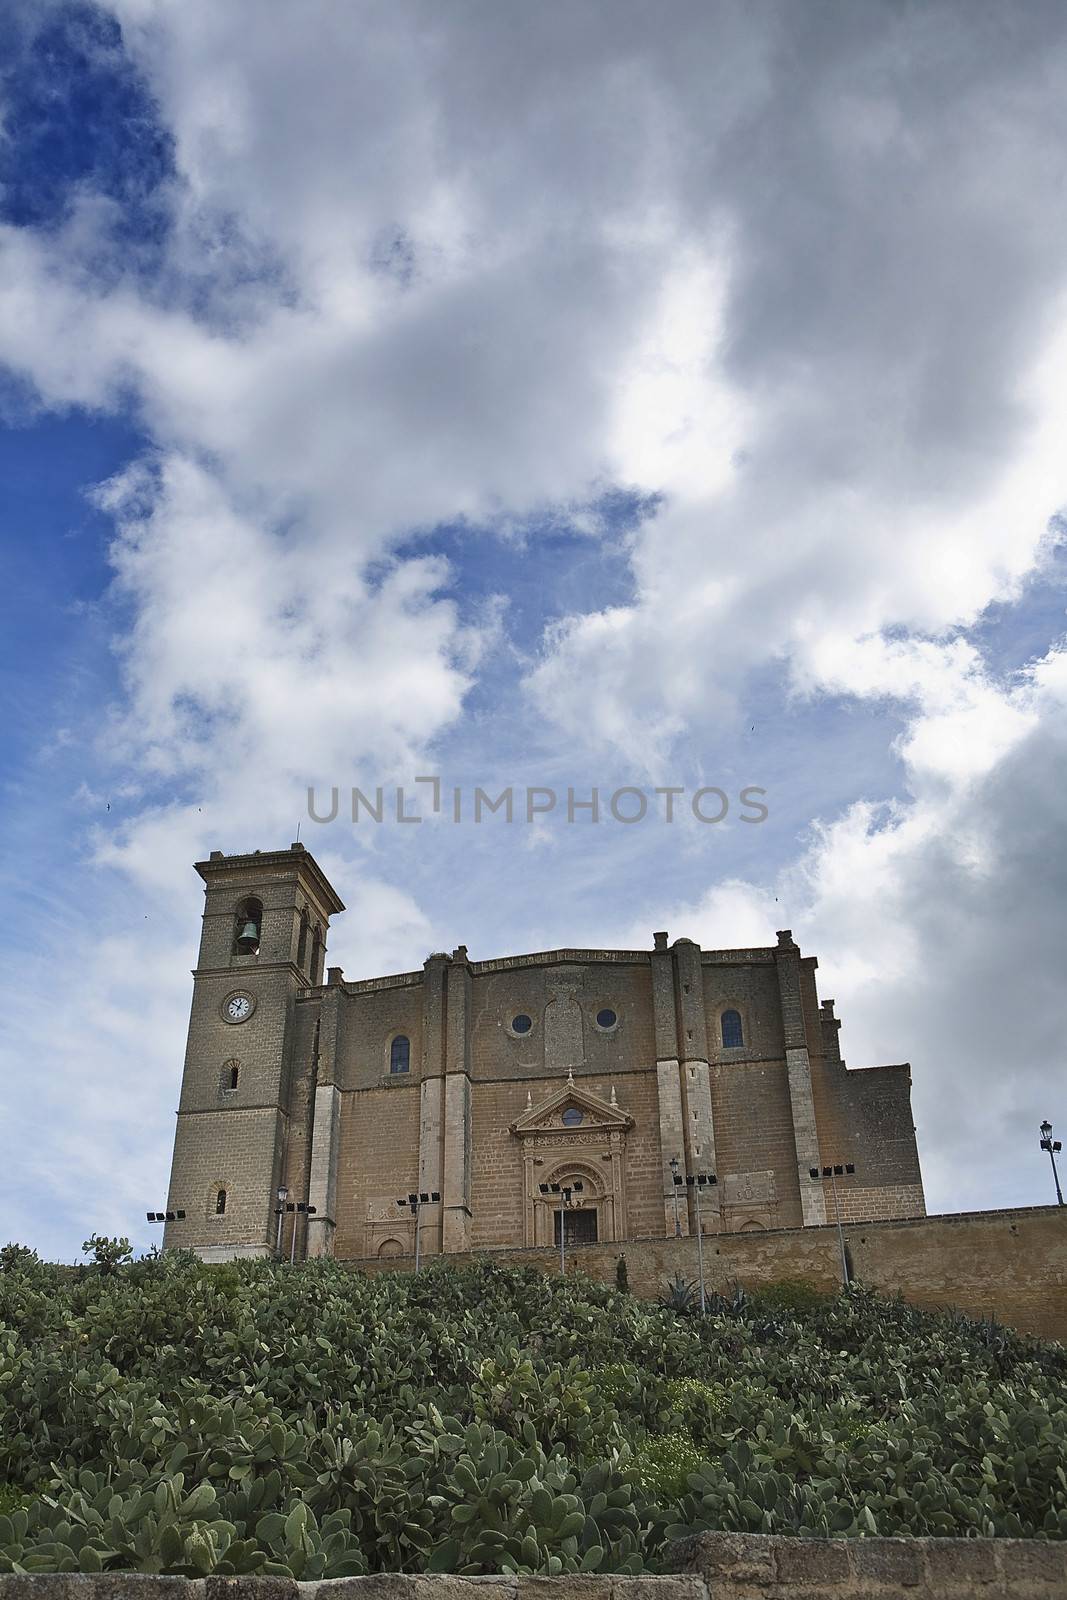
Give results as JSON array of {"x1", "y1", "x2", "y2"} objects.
[{"x1": 1, "y1": 1244, "x2": 1065, "y2": 1576}]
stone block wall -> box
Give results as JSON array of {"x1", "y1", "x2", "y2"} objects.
[
  {"x1": 345, "y1": 1204, "x2": 1067, "y2": 1343},
  {"x1": 675, "y1": 1530, "x2": 1067, "y2": 1595},
  {"x1": 3, "y1": 1536, "x2": 1066, "y2": 1598},
  {"x1": 333, "y1": 1081, "x2": 422, "y2": 1259}
]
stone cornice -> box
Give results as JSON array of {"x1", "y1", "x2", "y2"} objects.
[{"x1": 195, "y1": 845, "x2": 345, "y2": 915}]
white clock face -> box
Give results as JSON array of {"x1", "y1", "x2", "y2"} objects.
[{"x1": 224, "y1": 993, "x2": 253, "y2": 1023}]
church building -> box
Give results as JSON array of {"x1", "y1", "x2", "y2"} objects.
[{"x1": 162, "y1": 845, "x2": 925, "y2": 1263}]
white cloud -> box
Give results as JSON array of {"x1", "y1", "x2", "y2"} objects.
[
  {"x1": 0, "y1": 920, "x2": 192, "y2": 1261},
  {"x1": 640, "y1": 641, "x2": 1067, "y2": 1214}
]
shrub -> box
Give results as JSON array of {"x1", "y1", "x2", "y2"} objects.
[
  {"x1": 632, "y1": 1433, "x2": 704, "y2": 1501},
  {"x1": 752, "y1": 1279, "x2": 831, "y2": 1315},
  {"x1": 80, "y1": 1235, "x2": 133, "y2": 1274},
  {"x1": 0, "y1": 1254, "x2": 1064, "y2": 1574}
]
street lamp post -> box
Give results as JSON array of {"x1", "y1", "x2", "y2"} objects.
[
  {"x1": 809, "y1": 1163, "x2": 855, "y2": 1287},
  {"x1": 275, "y1": 1187, "x2": 289, "y2": 1254},
  {"x1": 273, "y1": 1198, "x2": 317, "y2": 1264},
  {"x1": 396, "y1": 1191, "x2": 441, "y2": 1271},
  {"x1": 672, "y1": 1169, "x2": 716, "y2": 1311},
  {"x1": 1039, "y1": 1122, "x2": 1064, "y2": 1206},
  {"x1": 538, "y1": 1181, "x2": 584, "y2": 1274},
  {"x1": 668, "y1": 1155, "x2": 682, "y2": 1237}
]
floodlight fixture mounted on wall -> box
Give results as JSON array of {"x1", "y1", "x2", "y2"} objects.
[
  {"x1": 395, "y1": 1190, "x2": 440, "y2": 1271},
  {"x1": 809, "y1": 1161, "x2": 856, "y2": 1286}
]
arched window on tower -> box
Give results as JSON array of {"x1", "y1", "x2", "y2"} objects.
[
  {"x1": 297, "y1": 910, "x2": 309, "y2": 970},
  {"x1": 311, "y1": 925, "x2": 323, "y2": 984},
  {"x1": 233, "y1": 898, "x2": 262, "y2": 956},
  {"x1": 721, "y1": 1009, "x2": 744, "y2": 1049},
  {"x1": 229, "y1": 1062, "x2": 240, "y2": 1090},
  {"x1": 390, "y1": 1035, "x2": 410, "y2": 1074},
  {"x1": 215, "y1": 1187, "x2": 228, "y2": 1215}
]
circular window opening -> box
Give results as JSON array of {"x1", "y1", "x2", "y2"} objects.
[
  {"x1": 562, "y1": 1107, "x2": 584, "y2": 1126},
  {"x1": 511, "y1": 1013, "x2": 533, "y2": 1034},
  {"x1": 596, "y1": 1008, "x2": 618, "y2": 1029}
]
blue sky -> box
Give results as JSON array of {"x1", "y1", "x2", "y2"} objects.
[{"x1": 2, "y1": 0, "x2": 1067, "y2": 1260}]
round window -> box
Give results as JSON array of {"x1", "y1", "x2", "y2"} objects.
[
  {"x1": 511, "y1": 1013, "x2": 533, "y2": 1034},
  {"x1": 596, "y1": 1007, "x2": 618, "y2": 1029},
  {"x1": 562, "y1": 1107, "x2": 584, "y2": 1126}
]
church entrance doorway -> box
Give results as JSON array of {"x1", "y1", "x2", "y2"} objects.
[{"x1": 554, "y1": 1206, "x2": 598, "y2": 1247}]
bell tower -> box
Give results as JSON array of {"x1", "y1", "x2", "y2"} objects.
[{"x1": 162, "y1": 844, "x2": 344, "y2": 1261}]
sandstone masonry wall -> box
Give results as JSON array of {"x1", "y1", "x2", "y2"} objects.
[
  {"x1": 343, "y1": 1205, "x2": 1067, "y2": 1343},
  {"x1": 3, "y1": 1533, "x2": 1067, "y2": 1598}
]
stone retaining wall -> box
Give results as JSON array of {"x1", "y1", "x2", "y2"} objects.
[
  {"x1": 675, "y1": 1531, "x2": 1067, "y2": 1594},
  {"x1": 344, "y1": 1205, "x2": 1067, "y2": 1343},
  {"x1": 2, "y1": 1535, "x2": 1066, "y2": 1598}
]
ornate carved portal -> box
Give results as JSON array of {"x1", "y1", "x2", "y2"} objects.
[
  {"x1": 364, "y1": 1198, "x2": 415, "y2": 1258},
  {"x1": 719, "y1": 1169, "x2": 779, "y2": 1233},
  {"x1": 509, "y1": 1076, "x2": 635, "y2": 1247}
]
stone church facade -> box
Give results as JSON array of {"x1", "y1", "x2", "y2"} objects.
[{"x1": 162, "y1": 845, "x2": 926, "y2": 1263}]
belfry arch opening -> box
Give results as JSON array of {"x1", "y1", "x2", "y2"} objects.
[{"x1": 233, "y1": 898, "x2": 262, "y2": 956}]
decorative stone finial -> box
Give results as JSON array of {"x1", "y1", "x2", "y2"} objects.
[
  {"x1": 526, "y1": 1088, "x2": 532, "y2": 1109},
  {"x1": 566, "y1": 1066, "x2": 575, "y2": 1087},
  {"x1": 610, "y1": 1083, "x2": 618, "y2": 1107}
]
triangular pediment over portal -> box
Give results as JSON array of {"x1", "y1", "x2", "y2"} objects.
[{"x1": 509, "y1": 1079, "x2": 634, "y2": 1138}]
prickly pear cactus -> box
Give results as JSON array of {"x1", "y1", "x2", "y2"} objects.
[{"x1": 0, "y1": 1250, "x2": 1065, "y2": 1574}]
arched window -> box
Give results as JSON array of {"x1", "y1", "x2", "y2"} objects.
[
  {"x1": 390, "y1": 1035, "x2": 410, "y2": 1074},
  {"x1": 297, "y1": 910, "x2": 309, "y2": 970},
  {"x1": 721, "y1": 1009, "x2": 744, "y2": 1048},
  {"x1": 311, "y1": 926, "x2": 323, "y2": 984},
  {"x1": 233, "y1": 898, "x2": 262, "y2": 956},
  {"x1": 215, "y1": 1187, "x2": 227, "y2": 1215},
  {"x1": 229, "y1": 1063, "x2": 240, "y2": 1090}
]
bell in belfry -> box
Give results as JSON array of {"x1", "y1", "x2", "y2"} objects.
[{"x1": 236, "y1": 919, "x2": 259, "y2": 953}]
